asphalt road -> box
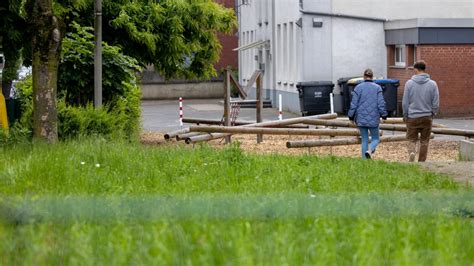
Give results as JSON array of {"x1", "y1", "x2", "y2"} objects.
[{"x1": 141, "y1": 99, "x2": 474, "y2": 141}]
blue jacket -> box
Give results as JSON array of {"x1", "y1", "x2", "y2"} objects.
[{"x1": 348, "y1": 80, "x2": 387, "y2": 128}]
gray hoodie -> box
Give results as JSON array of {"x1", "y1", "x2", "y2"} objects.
[{"x1": 402, "y1": 73, "x2": 439, "y2": 119}]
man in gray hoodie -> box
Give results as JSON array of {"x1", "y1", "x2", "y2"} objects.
[{"x1": 402, "y1": 60, "x2": 440, "y2": 162}]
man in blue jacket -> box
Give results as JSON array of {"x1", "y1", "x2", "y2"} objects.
[
  {"x1": 348, "y1": 69, "x2": 388, "y2": 159},
  {"x1": 402, "y1": 60, "x2": 439, "y2": 162}
]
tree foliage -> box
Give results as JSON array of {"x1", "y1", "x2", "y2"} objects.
[
  {"x1": 59, "y1": 22, "x2": 141, "y2": 105},
  {"x1": 1, "y1": 0, "x2": 236, "y2": 142},
  {"x1": 0, "y1": 0, "x2": 27, "y2": 98},
  {"x1": 102, "y1": 0, "x2": 236, "y2": 79},
  {"x1": 4, "y1": 0, "x2": 236, "y2": 81}
]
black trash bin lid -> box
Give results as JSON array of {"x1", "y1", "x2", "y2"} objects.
[
  {"x1": 354, "y1": 79, "x2": 400, "y2": 85},
  {"x1": 337, "y1": 77, "x2": 359, "y2": 85},
  {"x1": 296, "y1": 81, "x2": 334, "y2": 88}
]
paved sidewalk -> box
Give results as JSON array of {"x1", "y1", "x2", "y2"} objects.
[
  {"x1": 141, "y1": 99, "x2": 474, "y2": 141},
  {"x1": 141, "y1": 99, "x2": 299, "y2": 133}
]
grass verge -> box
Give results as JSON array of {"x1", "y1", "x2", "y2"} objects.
[{"x1": 0, "y1": 140, "x2": 472, "y2": 265}]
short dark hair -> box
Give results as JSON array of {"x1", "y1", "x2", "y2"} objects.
[
  {"x1": 413, "y1": 60, "x2": 426, "y2": 71},
  {"x1": 363, "y1": 68, "x2": 373, "y2": 78}
]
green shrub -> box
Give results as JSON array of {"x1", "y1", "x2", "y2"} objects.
[
  {"x1": 4, "y1": 23, "x2": 142, "y2": 143},
  {"x1": 59, "y1": 22, "x2": 142, "y2": 106},
  {"x1": 13, "y1": 78, "x2": 140, "y2": 141}
]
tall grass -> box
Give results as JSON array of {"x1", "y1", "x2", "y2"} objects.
[
  {"x1": 0, "y1": 140, "x2": 472, "y2": 265},
  {"x1": 0, "y1": 140, "x2": 460, "y2": 195}
]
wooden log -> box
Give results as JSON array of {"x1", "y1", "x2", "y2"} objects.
[
  {"x1": 306, "y1": 119, "x2": 406, "y2": 130},
  {"x1": 432, "y1": 127, "x2": 474, "y2": 137},
  {"x1": 338, "y1": 117, "x2": 404, "y2": 124},
  {"x1": 337, "y1": 117, "x2": 446, "y2": 128},
  {"x1": 185, "y1": 113, "x2": 338, "y2": 144},
  {"x1": 286, "y1": 134, "x2": 435, "y2": 148},
  {"x1": 378, "y1": 124, "x2": 474, "y2": 137},
  {"x1": 182, "y1": 117, "x2": 309, "y2": 128},
  {"x1": 244, "y1": 70, "x2": 262, "y2": 93},
  {"x1": 256, "y1": 74, "x2": 263, "y2": 143},
  {"x1": 190, "y1": 126, "x2": 362, "y2": 136},
  {"x1": 228, "y1": 67, "x2": 247, "y2": 99},
  {"x1": 305, "y1": 119, "x2": 473, "y2": 137},
  {"x1": 164, "y1": 128, "x2": 190, "y2": 140},
  {"x1": 304, "y1": 119, "x2": 356, "y2": 128},
  {"x1": 224, "y1": 69, "x2": 231, "y2": 144}
]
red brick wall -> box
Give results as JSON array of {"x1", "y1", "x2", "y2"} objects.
[
  {"x1": 388, "y1": 44, "x2": 474, "y2": 117},
  {"x1": 214, "y1": 0, "x2": 238, "y2": 71}
]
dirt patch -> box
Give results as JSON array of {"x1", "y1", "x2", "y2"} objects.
[
  {"x1": 420, "y1": 162, "x2": 474, "y2": 186},
  {"x1": 140, "y1": 132, "x2": 473, "y2": 186},
  {"x1": 141, "y1": 132, "x2": 459, "y2": 161}
]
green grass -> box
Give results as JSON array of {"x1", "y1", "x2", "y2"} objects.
[{"x1": 0, "y1": 140, "x2": 472, "y2": 265}]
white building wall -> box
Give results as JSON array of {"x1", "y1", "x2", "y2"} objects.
[
  {"x1": 332, "y1": 0, "x2": 474, "y2": 20},
  {"x1": 301, "y1": 15, "x2": 333, "y2": 82},
  {"x1": 274, "y1": 0, "x2": 301, "y2": 88},
  {"x1": 238, "y1": 0, "x2": 302, "y2": 111},
  {"x1": 238, "y1": 0, "x2": 274, "y2": 98},
  {"x1": 331, "y1": 18, "x2": 387, "y2": 92},
  {"x1": 299, "y1": 15, "x2": 385, "y2": 112},
  {"x1": 238, "y1": 2, "x2": 257, "y2": 86},
  {"x1": 272, "y1": 0, "x2": 301, "y2": 110},
  {"x1": 302, "y1": 0, "x2": 332, "y2": 13}
]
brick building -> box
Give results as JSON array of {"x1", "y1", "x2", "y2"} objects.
[
  {"x1": 385, "y1": 19, "x2": 474, "y2": 117},
  {"x1": 214, "y1": 0, "x2": 238, "y2": 71}
]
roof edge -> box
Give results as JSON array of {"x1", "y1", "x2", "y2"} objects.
[{"x1": 385, "y1": 18, "x2": 474, "y2": 30}]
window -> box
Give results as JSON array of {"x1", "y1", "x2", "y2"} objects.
[{"x1": 395, "y1": 45, "x2": 406, "y2": 67}]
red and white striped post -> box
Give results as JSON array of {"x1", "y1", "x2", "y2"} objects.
[
  {"x1": 179, "y1": 97, "x2": 183, "y2": 127},
  {"x1": 278, "y1": 94, "x2": 283, "y2": 121}
]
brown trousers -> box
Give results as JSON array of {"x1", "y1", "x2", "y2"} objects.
[{"x1": 406, "y1": 116, "x2": 433, "y2": 162}]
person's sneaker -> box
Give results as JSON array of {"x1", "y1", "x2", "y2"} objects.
[
  {"x1": 365, "y1": 151, "x2": 372, "y2": 159},
  {"x1": 409, "y1": 152, "x2": 416, "y2": 162}
]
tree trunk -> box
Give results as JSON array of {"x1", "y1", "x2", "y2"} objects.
[{"x1": 29, "y1": 0, "x2": 61, "y2": 143}]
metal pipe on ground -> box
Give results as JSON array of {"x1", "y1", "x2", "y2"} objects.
[
  {"x1": 176, "y1": 132, "x2": 203, "y2": 141},
  {"x1": 189, "y1": 126, "x2": 362, "y2": 136},
  {"x1": 286, "y1": 134, "x2": 435, "y2": 148},
  {"x1": 185, "y1": 113, "x2": 338, "y2": 144},
  {"x1": 164, "y1": 128, "x2": 190, "y2": 140},
  {"x1": 183, "y1": 118, "x2": 248, "y2": 126}
]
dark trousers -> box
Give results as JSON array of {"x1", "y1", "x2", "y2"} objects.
[{"x1": 406, "y1": 116, "x2": 433, "y2": 162}]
